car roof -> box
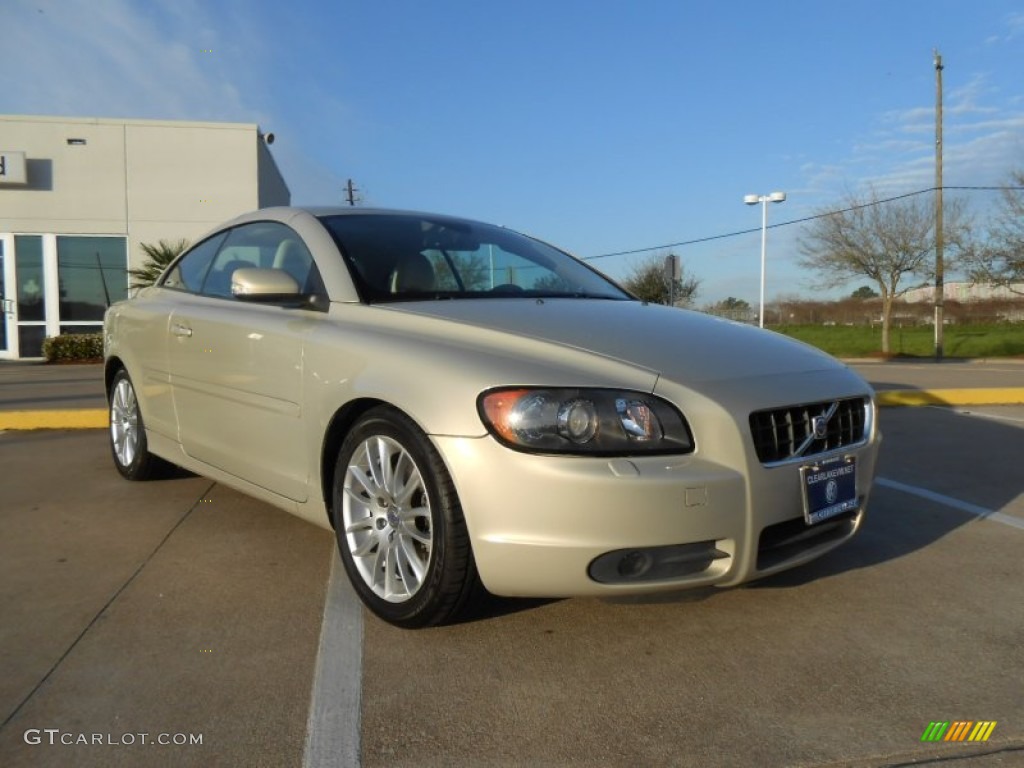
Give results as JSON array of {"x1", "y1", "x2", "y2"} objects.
[{"x1": 229, "y1": 206, "x2": 486, "y2": 226}]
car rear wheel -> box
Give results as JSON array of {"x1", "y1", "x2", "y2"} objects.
[
  {"x1": 333, "y1": 406, "x2": 478, "y2": 628},
  {"x1": 109, "y1": 369, "x2": 165, "y2": 480}
]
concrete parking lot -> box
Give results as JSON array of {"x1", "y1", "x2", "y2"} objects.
[{"x1": 0, "y1": 360, "x2": 1022, "y2": 767}]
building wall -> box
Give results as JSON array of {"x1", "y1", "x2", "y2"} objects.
[
  {"x1": 257, "y1": 139, "x2": 290, "y2": 210},
  {"x1": 0, "y1": 117, "x2": 128, "y2": 235},
  {"x1": 901, "y1": 281, "x2": 1024, "y2": 303},
  {"x1": 0, "y1": 114, "x2": 290, "y2": 358},
  {"x1": 0, "y1": 114, "x2": 290, "y2": 268}
]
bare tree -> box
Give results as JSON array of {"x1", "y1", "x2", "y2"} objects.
[
  {"x1": 622, "y1": 253, "x2": 700, "y2": 307},
  {"x1": 963, "y1": 169, "x2": 1024, "y2": 294},
  {"x1": 427, "y1": 251, "x2": 490, "y2": 291},
  {"x1": 798, "y1": 189, "x2": 970, "y2": 354}
]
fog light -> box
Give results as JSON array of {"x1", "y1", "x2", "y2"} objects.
[
  {"x1": 588, "y1": 541, "x2": 729, "y2": 584},
  {"x1": 617, "y1": 550, "x2": 653, "y2": 578}
]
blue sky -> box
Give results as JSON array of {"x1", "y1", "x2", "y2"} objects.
[{"x1": 3, "y1": 0, "x2": 1023, "y2": 305}]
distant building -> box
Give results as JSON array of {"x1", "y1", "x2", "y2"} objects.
[
  {"x1": 0, "y1": 114, "x2": 289, "y2": 358},
  {"x1": 899, "y1": 282, "x2": 1024, "y2": 303}
]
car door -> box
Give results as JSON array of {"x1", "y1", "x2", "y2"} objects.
[
  {"x1": 166, "y1": 221, "x2": 323, "y2": 502},
  {"x1": 124, "y1": 232, "x2": 227, "y2": 439}
]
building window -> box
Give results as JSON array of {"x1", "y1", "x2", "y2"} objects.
[{"x1": 57, "y1": 236, "x2": 128, "y2": 322}]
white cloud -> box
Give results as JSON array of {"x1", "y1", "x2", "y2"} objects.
[
  {"x1": 800, "y1": 65, "x2": 1024, "y2": 204},
  {"x1": 1003, "y1": 11, "x2": 1024, "y2": 41},
  {"x1": 880, "y1": 105, "x2": 933, "y2": 131},
  {"x1": 946, "y1": 75, "x2": 1001, "y2": 116},
  {"x1": 983, "y1": 11, "x2": 1024, "y2": 45},
  {"x1": 0, "y1": 0, "x2": 348, "y2": 203},
  {"x1": 0, "y1": 0, "x2": 253, "y2": 121}
]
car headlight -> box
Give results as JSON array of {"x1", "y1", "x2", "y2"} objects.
[{"x1": 477, "y1": 388, "x2": 693, "y2": 455}]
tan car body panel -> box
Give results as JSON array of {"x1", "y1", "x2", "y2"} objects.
[
  {"x1": 167, "y1": 295, "x2": 313, "y2": 502},
  {"x1": 104, "y1": 206, "x2": 881, "y2": 598}
]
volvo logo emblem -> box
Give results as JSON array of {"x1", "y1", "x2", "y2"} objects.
[
  {"x1": 812, "y1": 414, "x2": 829, "y2": 440},
  {"x1": 826, "y1": 479, "x2": 839, "y2": 504}
]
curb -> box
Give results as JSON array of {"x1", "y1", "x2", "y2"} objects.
[{"x1": 2, "y1": 388, "x2": 1023, "y2": 430}]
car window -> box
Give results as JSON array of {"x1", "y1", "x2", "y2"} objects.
[
  {"x1": 317, "y1": 213, "x2": 629, "y2": 304},
  {"x1": 425, "y1": 245, "x2": 574, "y2": 293},
  {"x1": 161, "y1": 232, "x2": 227, "y2": 292},
  {"x1": 199, "y1": 222, "x2": 321, "y2": 300}
]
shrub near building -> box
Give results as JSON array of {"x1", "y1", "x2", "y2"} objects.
[{"x1": 42, "y1": 333, "x2": 104, "y2": 363}]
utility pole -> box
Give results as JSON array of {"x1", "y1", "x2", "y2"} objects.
[
  {"x1": 664, "y1": 252, "x2": 680, "y2": 307},
  {"x1": 934, "y1": 50, "x2": 944, "y2": 360},
  {"x1": 345, "y1": 178, "x2": 360, "y2": 206}
]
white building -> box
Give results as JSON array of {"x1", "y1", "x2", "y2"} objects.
[
  {"x1": 900, "y1": 281, "x2": 1024, "y2": 303},
  {"x1": 0, "y1": 114, "x2": 289, "y2": 359}
]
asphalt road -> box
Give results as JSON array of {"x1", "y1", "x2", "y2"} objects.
[
  {"x1": 850, "y1": 359, "x2": 1024, "y2": 393},
  {"x1": 0, "y1": 362, "x2": 106, "y2": 411},
  {"x1": 0, "y1": 361, "x2": 1022, "y2": 767}
]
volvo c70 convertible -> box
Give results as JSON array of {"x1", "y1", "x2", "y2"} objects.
[{"x1": 104, "y1": 207, "x2": 881, "y2": 628}]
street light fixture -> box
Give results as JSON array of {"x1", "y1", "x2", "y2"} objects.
[{"x1": 744, "y1": 191, "x2": 786, "y2": 328}]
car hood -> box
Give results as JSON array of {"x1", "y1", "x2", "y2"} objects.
[{"x1": 383, "y1": 299, "x2": 846, "y2": 385}]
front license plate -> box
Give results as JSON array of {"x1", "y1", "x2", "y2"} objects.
[{"x1": 800, "y1": 456, "x2": 858, "y2": 525}]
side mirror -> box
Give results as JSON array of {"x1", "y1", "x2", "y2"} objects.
[{"x1": 231, "y1": 268, "x2": 301, "y2": 302}]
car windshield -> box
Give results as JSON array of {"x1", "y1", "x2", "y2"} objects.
[{"x1": 317, "y1": 213, "x2": 630, "y2": 303}]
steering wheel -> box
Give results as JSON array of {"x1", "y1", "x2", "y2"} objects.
[{"x1": 490, "y1": 283, "x2": 525, "y2": 294}]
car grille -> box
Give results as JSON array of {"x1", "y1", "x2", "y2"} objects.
[{"x1": 749, "y1": 396, "x2": 868, "y2": 464}]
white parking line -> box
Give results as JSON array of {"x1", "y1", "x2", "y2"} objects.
[
  {"x1": 876, "y1": 477, "x2": 1024, "y2": 531},
  {"x1": 952, "y1": 408, "x2": 1024, "y2": 425},
  {"x1": 302, "y1": 549, "x2": 364, "y2": 768}
]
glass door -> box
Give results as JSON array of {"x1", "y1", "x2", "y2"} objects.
[
  {"x1": 0, "y1": 236, "x2": 14, "y2": 359},
  {"x1": 13, "y1": 235, "x2": 47, "y2": 358},
  {"x1": 0, "y1": 234, "x2": 128, "y2": 359}
]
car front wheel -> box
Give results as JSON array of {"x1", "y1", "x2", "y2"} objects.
[
  {"x1": 333, "y1": 406, "x2": 478, "y2": 628},
  {"x1": 109, "y1": 369, "x2": 165, "y2": 480}
]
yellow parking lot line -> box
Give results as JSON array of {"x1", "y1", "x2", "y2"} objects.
[
  {"x1": 0, "y1": 409, "x2": 107, "y2": 430},
  {"x1": 875, "y1": 388, "x2": 1024, "y2": 407}
]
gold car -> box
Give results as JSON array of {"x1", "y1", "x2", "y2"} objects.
[{"x1": 104, "y1": 207, "x2": 880, "y2": 628}]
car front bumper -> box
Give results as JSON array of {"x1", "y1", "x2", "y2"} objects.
[{"x1": 433, "y1": 429, "x2": 879, "y2": 598}]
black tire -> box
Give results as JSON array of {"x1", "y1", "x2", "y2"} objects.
[
  {"x1": 108, "y1": 368, "x2": 166, "y2": 480},
  {"x1": 333, "y1": 405, "x2": 478, "y2": 628}
]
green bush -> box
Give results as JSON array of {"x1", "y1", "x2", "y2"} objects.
[{"x1": 42, "y1": 333, "x2": 104, "y2": 363}]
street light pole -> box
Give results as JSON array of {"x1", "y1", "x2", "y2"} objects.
[
  {"x1": 744, "y1": 191, "x2": 786, "y2": 328},
  {"x1": 934, "y1": 50, "x2": 945, "y2": 361}
]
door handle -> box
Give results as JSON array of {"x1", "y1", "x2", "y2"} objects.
[{"x1": 171, "y1": 323, "x2": 193, "y2": 338}]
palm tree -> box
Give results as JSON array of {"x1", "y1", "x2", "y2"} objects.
[{"x1": 129, "y1": 239, "x2": 190, "y2": 288}]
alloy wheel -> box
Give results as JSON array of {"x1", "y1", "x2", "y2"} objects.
[
  {"x1": 110, "y1": 377, "x2": 139, "y2": 468},
  {"x1": 342, "y1": 435, "x2": 433, "y2": 603}
]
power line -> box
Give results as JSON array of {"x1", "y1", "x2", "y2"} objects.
[
  {"x1": 583, "y1": 185, "x2": 1024, "y2": 262},
  {"x1": 944, "y1": 185, "x2": 1024, "y2": 191}
]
